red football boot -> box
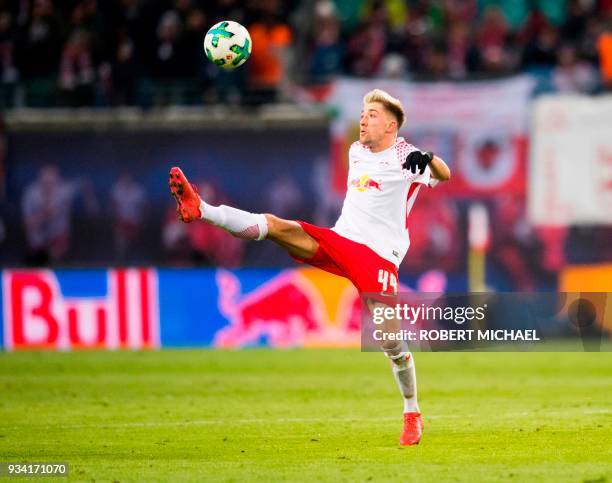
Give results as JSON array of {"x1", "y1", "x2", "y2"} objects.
[
  {"x1": 168, "y1": 167, "x2": 202, "y2": 222},
  {"x1": 400, "y1": 412, "x2": 423, "y2": 446}
]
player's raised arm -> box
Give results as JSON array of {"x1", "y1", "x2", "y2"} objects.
[{"x1": 403, "y1": 151, "x2": 451, "y2": 182}]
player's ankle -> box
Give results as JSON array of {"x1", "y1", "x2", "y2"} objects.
[{"x1": 403, "y1": 401, "x2": 420, "y2": 413}]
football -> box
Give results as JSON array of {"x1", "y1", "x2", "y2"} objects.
[{"x1": 203, "y1": 20, "x2": 252, "y2": 70}]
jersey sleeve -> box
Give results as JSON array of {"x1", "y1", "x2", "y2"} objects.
[
  {"x1": 397, "y1": 141, "x2": 437, "y2": 188},
  {"x1": 414, "y1": 165, "x2": 439, "y2": 188}
]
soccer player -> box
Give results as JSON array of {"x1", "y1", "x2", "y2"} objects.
[{"x1": 169, "y1": 89, "x2": 451, "y2": 445}]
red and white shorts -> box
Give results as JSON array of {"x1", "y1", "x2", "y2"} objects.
[{"x1": 291, "y1": 221, "x2": 399, "y2": 296}]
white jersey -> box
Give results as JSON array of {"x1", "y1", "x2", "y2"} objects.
[{"x1": 332, "y1": 137, "x2": 437, "y2": 267}]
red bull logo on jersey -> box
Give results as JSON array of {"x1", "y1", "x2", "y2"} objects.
[
  {"x1": 2, "y1": 269, "x2": 159, "y2": 351},
  {"x1": 349, "y1": 174, "x2": 383, "y2": 192}
]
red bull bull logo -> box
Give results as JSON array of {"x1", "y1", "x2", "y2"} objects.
[
  {"x1": 2, "y1": 269, "x2": 159, "y2": 351},
  {"x1": 349, "y1": 174, "x2": 383, "y2": 192},
  {"x1": 214, "y1": 268, "x2": 362, "y2": 348}
]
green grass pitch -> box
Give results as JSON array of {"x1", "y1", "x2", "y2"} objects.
[{"x1": 0, "y1": 349, "x2": 610, "y2": 482}]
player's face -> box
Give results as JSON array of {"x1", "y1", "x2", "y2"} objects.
[{"x1": 359, "y1": 103, "x2": 396, "y2": 148}]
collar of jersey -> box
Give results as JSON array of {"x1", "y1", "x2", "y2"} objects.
[{"x1": 365, "y1": 136, "x2": 405, "y2": 155}]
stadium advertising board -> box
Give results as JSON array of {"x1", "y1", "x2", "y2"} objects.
[
  {"x1": 0, "y1": 267, "x2": 363, "y2": 351},
  {"x1": 2, "y1": 268, "x2": 609, "y2": 351}
]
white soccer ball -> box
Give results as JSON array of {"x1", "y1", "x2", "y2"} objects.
[{"x1": 203, "y1": 20, "x2": 252, "y2": 70}]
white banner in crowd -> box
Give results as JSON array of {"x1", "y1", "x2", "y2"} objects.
[
  {"x1": 328, "y1": 76, "x2": 534, "y2": 196},
  {"x1": 530, "y1": 96, "x2": 612, "y2": 225},
  {"x1": 330, "y1": 76, "x2": 534, "y2": 133}
]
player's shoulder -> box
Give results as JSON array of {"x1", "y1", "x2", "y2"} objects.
[{"x1": 393, "y1": 138, "x2": 418, "y2": 165}]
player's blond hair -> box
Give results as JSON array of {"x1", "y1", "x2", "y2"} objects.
[{"x1": 363, "y1": 89, "x2": 405, "y2": 129}]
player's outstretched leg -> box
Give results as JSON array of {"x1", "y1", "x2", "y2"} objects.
[
  {"x1": 169, "y1": 167, "x2": 319, "y2": 258},
  {"x1": 169, "y1": 166, "x2": 267, "y2": 239}
]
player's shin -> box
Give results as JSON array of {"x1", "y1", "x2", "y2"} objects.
[
  {"x1": 384, "y1": 341, "x2": 420, "y2": 413},
  {"x1": 200, "y1": 200, "x2": 268, "y2": 240}
]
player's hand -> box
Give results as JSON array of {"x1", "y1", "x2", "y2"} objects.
[{"x1": 403, "y1": 150, "x2": 433, "y2": 175}]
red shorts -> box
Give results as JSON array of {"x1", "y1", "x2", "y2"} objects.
[{"x1": 291, "y1": 221, "x2": 399, "y2": 296}]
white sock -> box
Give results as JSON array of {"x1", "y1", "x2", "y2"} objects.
[
  {"x1": 200, "y1": 200, "x2": 268, "y2": 240},
  {"x1": 385, "y1": 343, "x2": 420, "y2": 413},
  {"x1": 392, "y1": 353, "x2": 420, "y2": 413}
]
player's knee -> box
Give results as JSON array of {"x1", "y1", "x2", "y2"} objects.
[
  {"x1": 264, "y1": 213, "x2": 303, "y2": 240},
  {"x1": 264, "y1": 214, "x2": 318, "y2": 258},
  {"x1": 381, "y1": 339, "x2": 399, "y2": 353},
  {"x1": 264, "y1": 214, "x2": 286, "y2": 238}
]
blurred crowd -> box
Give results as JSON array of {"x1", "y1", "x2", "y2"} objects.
[
  {"x1": 0, "y1": 0, "x2": 298, "y2": 107},
  {"x1": 14, "y1": 165, "x2": 237, "y2": 266},
  {"x1": 1, "y1": 0, "x2": 612, "y2": 108},
  {"x1": 331, "y1": 0, "x2": 612, "y2": 89},
  {"x1": 13, "y1": 163, "x2": 309, "y2": 270}
]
